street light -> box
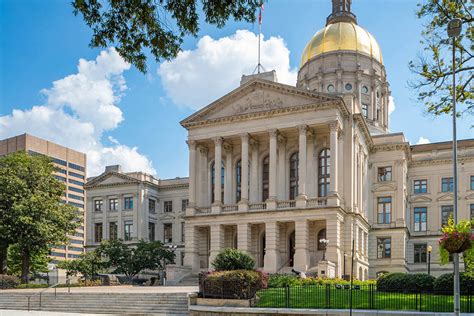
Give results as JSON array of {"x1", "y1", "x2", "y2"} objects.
[
  {"x1": 427, "y1": 245, "x2": 432, "y2": 275},
  {"x1": 343, "y1": 253, "x2": 348, "y2": 280},
  {"x1": 447, "y1": 17, "x2": 462, "y2": 316}
]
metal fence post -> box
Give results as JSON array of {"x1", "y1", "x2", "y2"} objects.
[
  {"x1": 285, "y1": 285, "x2": 289, "y2": 308},
  {"x1": 419, "y1": 289, "x2": 422, "y2": 312},
  {"x1": 27, "y1": 296, "x2": 30, "y2": 311},
  {"x1": 39, "y1": 292, "x2": 42, "y2": 308}
]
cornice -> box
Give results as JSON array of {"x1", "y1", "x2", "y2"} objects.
[
  {"x1": 84, "y1": 171, "x2": 140, "y2": 189},
  {"x1": 371, "y1": 142, "x2": 411, "y2": 159},
  {"x1": 409, "y1": 156, "x2": 474, "y2": 167},
  {"x1": 353, "y1": 113, "x2": 374, "y2": 148},
  {"x1": 159, "y1": 183, "x2": 189, "y2": 191}
]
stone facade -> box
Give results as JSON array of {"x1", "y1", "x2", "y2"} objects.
[
  {"x1": 84, "y1": 165, "x2": 188, "y2": 265},
  {"x1": 179, "y1": 1, "x2": 474, "y2": 279}
]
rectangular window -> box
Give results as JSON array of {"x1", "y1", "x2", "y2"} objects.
[
  {"x1": 68, "y1": 162, "x2": 85, "y2": 172},
  {"x1": 441, "y1": 177, "x2": 453, "y2": 192},
  {"x1": 124, "y1": 197, "x2": 133, "y2": 209},
  {"x1": 441, "y1": 205, "x2": 454, "y2": 226},
  {"x1": 68, "y1": 246, "x2": 83, "y2": 252},
  {"x1": 164, "y1": 201, "x2": 173, "y2": 213},
  {"x1": 181, "y1": 222, "x2": 185, "y2": 242},
  {"x1": 414, "y1": 244, "x2": 427, "y2": 263},
  {"x1": 50, "y1": 252, "x2": 66, "y2": 258},
  {"x1": 163, "y1": 223, "x2": 173, "y2": 243},
  {"x1": 471, "y1": 176, "x2": 474, "y2": 190},
  {"x1": 69, "y1": 186, "x2": 84, "y2": 194},
  {"x1": 414, "y1": 179, "x2": 428, "y2": 194},
  {"x1": 109, "y1": 198, "x2": 118, "y2": 211},
  {"x1": 378, "y1": 167, "x2": 392, "y2": 182},
  {"x1": 94, "y1": 200, "x2": 103, "y2": 212},
  {"x1": 94, "y1": 223, "x2": 103, "y2": 243},
  {"x1": 377, "y1": 237, "x2": 391, "y2": 259},
  {"x1": 149, "y1": 199, "x2": 156, "y2": 214},
  {"x1": 52, "y1": 157, "x2": 67, "y2": 166},
  {"x1": 471, "y1": 204, "x2": 474, "y2": 220},
  {"x1": 68, "y1": 171, "x2": 85, "y2": 180},
  {"x1": 68, "y1": 194, "x2": 84, "y2": 201},
  {"x1": 55, "y1": 175, "x2": 67, "y2": 182},
  {"x1": 181, "y1": 252, "x2": 185, "y2": 266},
  {"x1": 109, "y1": 222, "x2": 117, "y2": 240},
  {"x1": 377, "y1": 197, "x2": 392, "y2": 224},
  {"x1": 361, "y1": 104, "x2": 368, "y2": 118},
  {"x1": 124, "y1": 221, "x2": 133, "y2": 241},
  {"x1": 68, "y1": 201, "x2": 84, "y2": 209},
  {"x1": 149, "y1": 222, "x2": 155, "y2": 242},
  {"x1": 68, "y1": 178, "x2": 84, "y2": 186},
  {"x1": 414, "y1": 207, "x2": 427, "y2": 232},
  {"x1": 56, "y1": 168, "x2": 67, "y2": 174},
  {"x1": 181, "y1": 199, "x2": 189, "y2": 212}
]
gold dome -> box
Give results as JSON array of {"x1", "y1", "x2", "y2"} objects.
[{"x1": 300, "y1": 22, "x2": 383, "y2": 68}]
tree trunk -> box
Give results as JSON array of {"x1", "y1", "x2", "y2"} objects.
[
  {"x1": 0, "y1": 243, "x2": 8, "y2": 274},
  {"x1": 21, "y1": 249, "x2": 30, "y2": 284}
]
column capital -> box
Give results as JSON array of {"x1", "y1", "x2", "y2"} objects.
[
  {"x1": 186, "y1": 140, "x2": 197, "y2": 149},
  {"x1": 297, "y1": 124, "x2": 308, "y2": 134},
  {"x1": 223, "y1": 142, "x2": 233, "y2": 153},
  {"x1": 197, "y1": 144, "x2": 208, "y2": 154},
  {"x1": 329, "y1": 121, "x2": 340, "y2": 132},
  {"x1": 268, "y1": 129, "x2": 278, "y2": 138},
  {"x1": 240, "y1": 133, "x2": 250, "y2": 142},
  {"x1": 213, "y1": 137, "x2": 223, "y2": 146},
  {"x1": 249, "y1": 138, "x2": 259, "y2": 149},
  {"x1": 277, "y1": 134, "x2": 286, "y2": 145}
]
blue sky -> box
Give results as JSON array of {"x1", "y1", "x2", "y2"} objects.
[{"x1": 1, "y1": 0, "x2": 472, "y2": 178}]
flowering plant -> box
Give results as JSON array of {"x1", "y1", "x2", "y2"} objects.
[{"x1": 439, "y1": 218, "x2": 474, "y2": 264}]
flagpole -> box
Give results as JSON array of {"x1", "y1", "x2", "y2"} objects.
[{"x1": 257, "y1": 4, "x2": 262, "y2": 74}]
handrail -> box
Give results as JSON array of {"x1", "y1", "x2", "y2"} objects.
[
  {"x1": 276, "y1": 258, "x2": 292, "y2": 274},
  {"x1": 27, "y1": 280, "x2": 69, "y2": 311}
]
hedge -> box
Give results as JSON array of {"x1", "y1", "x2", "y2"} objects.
[
  {"x1": 377, "y1": 273, "x2": 435, "y2": 293},
  {"x1": 211, "y1": 248, "x2": 255, "y2": 271},
  {"x1": 199, "y1": 270, "x2": 267, "y2": 299},
  {"x1": 268, "y1": 274, "x2": 375, "y2": 288},
  {"x1": 433, "y1": 272, "x2": 474, "y2": 294},
  {"x1": 0, "y1": 275, "x2": 20, "y2": 289}
]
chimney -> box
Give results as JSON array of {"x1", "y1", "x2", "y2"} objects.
[{"x1": 240, "y1": 70, "x2": 278, "y2": 86}]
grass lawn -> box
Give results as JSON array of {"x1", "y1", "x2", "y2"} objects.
[{"x1": 256, "y1": 286, "x2": 474, "y2": 313}]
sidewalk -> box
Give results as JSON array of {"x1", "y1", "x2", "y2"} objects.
[{"x1": 1, "y1": 285, "x2": 198, "y2": 294}]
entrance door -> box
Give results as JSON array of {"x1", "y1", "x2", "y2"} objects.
[{"x1": 289, "y1": 231, "x2": 295, "y2": 266}]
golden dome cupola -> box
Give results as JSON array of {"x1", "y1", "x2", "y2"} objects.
[{"x1": 297, "y1": 0, "x2": 390, "y2": 135}]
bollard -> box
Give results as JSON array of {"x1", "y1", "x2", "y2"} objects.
[
  {"x1": 39, "y1": 292, "x2": 42, "y2": 307},
  {"x1": 27, "y1": 296, "x2": 30, "y2": 311}
]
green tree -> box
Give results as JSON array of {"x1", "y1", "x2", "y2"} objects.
[
  {"x1": 7, "y1": 244, "x2": 50, "y2": 276},
  {"x1": 0, "y1": 151, "x2": 80, "y2": 283},
  {"x1": 73, "y1": 0, "x2": 262, "y2": 72},
  {"x1": 409, "y1": 0, "x2": 473, "y2": 116},
  {"x1": 97, "y1": 239, "x2": 175, "y2": 282},
  {"x1": 57, "y1": 251, "x2": 106, "y2": 279},
  {"x1": 212, "y1": 248, "x2": 255, "y2": 271}
]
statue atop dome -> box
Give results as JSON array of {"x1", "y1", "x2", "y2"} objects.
[{"x1": 327, "y1": 0, "x2": 357, "y2": 25}]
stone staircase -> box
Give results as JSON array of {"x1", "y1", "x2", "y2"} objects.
[{"x1": 0, "y1": 292, "x2": 189, "y2": 315}]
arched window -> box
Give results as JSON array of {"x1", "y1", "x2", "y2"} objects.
[
  {"x1": 289, "y1": 152, "x2": 299, "y2": 200},
  {"x1": 211, "y1": 162, "x2": 224, "y2": 203},
  {"x1": 317, "y1": 228, "x2": 327, "y2": 250},
  {"x1": 318, "y1": 149, "x2": 331, "y2": 197},
  {"x1": 236, "y1": 160, "x2": 242, "y2": 203},
  {"x1": 262, "y1": 156, "x2": 269, "y2": 201}
]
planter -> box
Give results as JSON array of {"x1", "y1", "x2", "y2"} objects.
[
  {"x1": 440, "y1": 234, "x2": 472, "y2": 253},
  {"x1": 196, "y1": 297, "x2": 255, "y2": 307}
]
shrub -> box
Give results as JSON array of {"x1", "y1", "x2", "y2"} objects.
[
  {"x1": 376, "y1": 273, "x2": 434, "y2": 293},
  {"x1": 199, "y1": 270, "x2": 267, "y2": 299},
  {"x1": 15, "y1": 283, "x2": 48, "y2": 289},
  {"x1": 0, "y1": 274, "x2": 20, "y2": 289},
  {"x1": 268, "y1": 274, "x2": 375, "y2": 288},
  {"x1": 211, "y1": 248, "x2": 255, "y2": 271},
  {"x1": 434, "y1": 272, "x2": 474, "y2": 294}
]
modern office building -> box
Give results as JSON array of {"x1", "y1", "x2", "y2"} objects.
[
  {"x1": 180, "y1": 0, "x2": 474, "y2": 278},
  {"x1": 0, "y1": 133, "x2": 86, "y2": 263},
  {"x1": 84, "y1": 165, "x2": 188, "y2": 265}
]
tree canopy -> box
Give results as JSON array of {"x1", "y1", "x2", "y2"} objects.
[
  {"x1": 409, "y1": 0, "x2": 473, "y2": 117},
  {"x1": 73, "y1": 0, "x2": 262, "y2": 72},
  {"x1": 0, "y1": 151, "x2": 80, "y2": 283}
]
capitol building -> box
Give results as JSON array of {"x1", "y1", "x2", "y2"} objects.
[{"x1": 179, "y1": 0, "x2": 474, "y2": 279}]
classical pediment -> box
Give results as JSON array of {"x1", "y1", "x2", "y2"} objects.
[
  {"x1": 410, "y1": 195, "x2": 432, "y2": 203},
  {"x1": 180, "y1": 78, "x2": 345, "y2": 128},
  {"x1": 372, "y1": 182, "x2": 397, "y2": 192},
  {"x1": 85, "y1": 171, "x2": 139, "y2": 188},
  {"x1": 437, "y1": 192, "x2": 454, "y2": 202}
]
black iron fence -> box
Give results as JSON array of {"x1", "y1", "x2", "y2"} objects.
[{"x1": 256, "y1": 284, "x2": 474, "y2": 313}]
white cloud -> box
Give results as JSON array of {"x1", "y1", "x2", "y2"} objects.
[
  {"x1": 158, "y1": 30, "x2": 297, "y2": 109},
  {"x1": 388, "y1": 96, "x2": 396, "y2": 115},
  {"x1": 0, "y1": 48, "x2": 155, "y2": 176},
  {"x1": 416, "y1": 137, "x2": 431, "y2": 145}
]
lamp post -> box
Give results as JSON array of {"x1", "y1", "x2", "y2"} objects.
[
  {"x1": 319, "y1": 238, "x2": 329, "y2": 261},
  {"x1": 447, "y1": 17, "x2": 462, "y2": 316},
  {"x1": 427, "y1": 245, "x2": 432, "y2": 275},
  {"x1": 343, "y1": 253, "x2": 348, "y2": 280}
]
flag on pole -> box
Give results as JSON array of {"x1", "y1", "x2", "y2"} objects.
[{"x1": 258, "y1": 3, "x2": 264, "y2": 25}]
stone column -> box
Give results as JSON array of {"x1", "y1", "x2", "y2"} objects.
[
  {"x1": 307, "y1": 131, "x2": 315, "y2": 197},
  {"x1": 329, "y1": 121, "x2": 339, "y2": 195},
  {"x1": 86, "y1": 198, "x2": 94, "y2": 244},
  {"x1": 240, "y1": 134, "x2": 250, "y2": 204},
  {"x1": 224, "y1": 143, "x2": 233, "y2": 204},
  {"x1": 326, "y1": 214, "x2": 343, "y2": 278},
  {"x1": 209, "y1": 224, "x2": 224, "y2": 266},
  {"x1": 187, "y1": 140, "x2": 197, "y2": 207},
  {"x1": 117, "y1": 196, "x2": 123, "y2": 239},
  {"x1": 198, "y1": 145, "x2": 209, "y2": 206},
  {"x1": 237, "y1": 223, "x2": 251, "y2": 254},
  {"x1": 249, "y1": 140, "x2": 259, "y2": 203},
  {"x1": 268, "y1": 129, "x2": 278, "y2": 201},
  {"x1": 102, "y1": 197, "x2": 108, "y2": 240},
  {"x1": 278, "y1": 135, "x2": 286, "y2": 200},
  {"x1": 294, "y1": 219, "x2": 310, "y2": 271},
  {"x1": 297, "y1": 125, "x2": 308, "y2": 198},
  {"x1": 132, "y1": 192, "x2": 139, "y2": 240},
  {"x1": 184, "y1": 224, "x2": 200, "y2": 273},
  {"x1": 264, "y1": 221, "x2": 280, "y2": 273},
  {"x1": 214, "y1": 137, "x2": 223, "y2": 205}
]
